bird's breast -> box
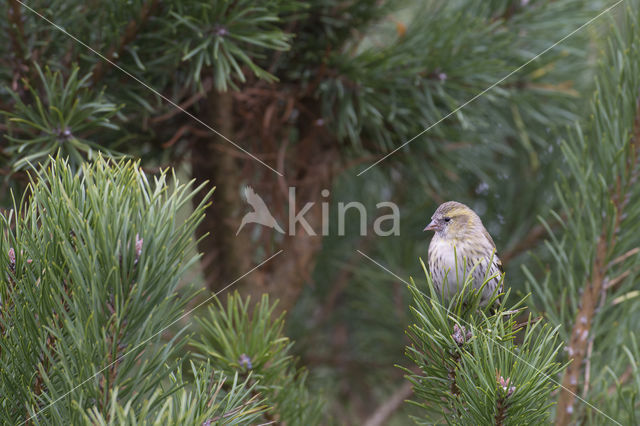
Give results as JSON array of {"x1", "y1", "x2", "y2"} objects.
[
  {"x1": 429, "y1": 237, "x2": 484, "y2": 283},
  {"x1": 429, "y1": 237, "x2": 471, "y2": 265}
]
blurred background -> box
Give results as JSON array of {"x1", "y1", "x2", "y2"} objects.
[{"x1": 0, "y1": 0, "x2": 624, "y2": 423}]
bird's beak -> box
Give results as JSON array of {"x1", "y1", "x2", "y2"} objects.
[{"x1": 424, "y1": 220, "x2": 437, "y2": 232}]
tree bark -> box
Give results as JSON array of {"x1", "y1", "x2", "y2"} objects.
[
  {"x1": 191, "y1": 88, "x2": 336, "y2": 315},
  {"x1": 191, "y1": 91, "x2": 250, "y2": 291},
  {"x1": 233, "y1": 143, "x2": 336, "y2": 315}
]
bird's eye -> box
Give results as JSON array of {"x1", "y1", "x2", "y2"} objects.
[{"x1": 443, "y1": 217, "x2": 451, "y2": 223}]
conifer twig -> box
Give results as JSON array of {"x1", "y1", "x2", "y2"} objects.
[
  {"x1": 151, "y1": 78, "x2": 213, "y2": 124},
  {"x1": 556, "y1": 94, "x2": 640, "y2": 425},
  {"x1": 91, "y1": 0, "x2": 159, "y2": 84}
]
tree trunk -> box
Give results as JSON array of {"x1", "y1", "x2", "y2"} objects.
[
  {"x1": 191, "y1": 89, "x2": 336, "y2": 315},
  {"x1": 191, "y1": 91, "x2": 250, "y2": 291}
]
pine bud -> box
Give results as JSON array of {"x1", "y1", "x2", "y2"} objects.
[
  {"x1": 238, "y1": 353, "x2": 252, "y2": 369},
  {"x1": 8, "y1": 248, "x2": 15, "y2": 273}
]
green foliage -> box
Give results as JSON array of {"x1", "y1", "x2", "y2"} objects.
[
  {"x1": 0, "y1": 157, "x2": 213, "y2": 422},
  {"x1": 286, "y1": 1, "x2": 604, "y2": 414},
  {"x1": 525, "y1": 3, "x2": 640, "y2": 423},
  {"x1": 309, "y1": 0, "x2": 595, "y2": 167},
  {"x1": 3, "y1": 0, "x2": 639, "y2": 423},
  {"x1": 83, "y1": 366, "x2": 266, "y2": 425},
  {"x1": 528, "y1": 4, "x2": 640, "y2": 335},
  {"x1": 3, "y1": 66, "x2": 121, "y2": 170},
  {"x1": 167, "y1": 0, "x2": 303, "y2": 91},
  {"x1": 192, "y1": 292, "x2": 324, "y2": 424},
  {"x1": 0, "y1": 157, "x2": 322, "y2": 423},
  {"x1": 405, "y1": 261, "x2": 563, "y2": 425}
]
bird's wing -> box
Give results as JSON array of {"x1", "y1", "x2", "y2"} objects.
[
  {"x1": 482, "y1": 226, "x2": 497, "y2": 250},
  {"x1": 482, "y1": 227, "x2": 504, "y2": 273}
]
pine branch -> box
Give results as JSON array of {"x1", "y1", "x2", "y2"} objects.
[
  {"x1": 32, "y1": 278, "x2": 73, "y2": 414},
  {"x1": 90, "y1": 0, "x2": 159, "y2": 85},
  {"x1": 502, "y1": 211, "x2": 568, "y2": 265},
  {"x1": 0, "y1": 158, "x2": 214, "y2": 422},
  {"x1": 191, "y1": 293, "x2": 323, "y2": 424},
  {"x1": 7, "y1": 1, "x2": 28, "y2": 96},
  {"x1": 556, "y1": 94, "x2": 640, "y2": 425},
  {"x1": 151, "y1": 78, "x2": 213, "y2": 125},
  {"x1": 501, "y1": 223, "x2": 549, "y2": 264},
  {"x1": 406, "y1": 269, "x2": 562, "y2": 425}
]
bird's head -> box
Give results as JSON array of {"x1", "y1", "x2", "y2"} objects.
[{"x1": 424, "y1": 201, "x2": 483, "y2": 240}]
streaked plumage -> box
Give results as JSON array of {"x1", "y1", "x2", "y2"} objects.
[{"x1": 425, "y1": 201, "x2": 504, "y2": 306}]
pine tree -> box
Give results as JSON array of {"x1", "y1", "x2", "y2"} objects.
[
  {"x1": 406, "y1": 2, "x2": 640, "y2": 424},
  {"x1": 0, "y1": 157, "x2": 321, "y2": 424},
  {"x1": 405, "y1": 266, "x2": 564, "y2": 425},
  {"x1": 3, "y1": 0, "x2": 640, "y2": 423},
  {"x1": 527, "y1": 3, "x2": 640, "y2": 424}
]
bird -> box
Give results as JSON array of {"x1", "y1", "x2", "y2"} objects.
[
  {"x1": 236, "y1": 186, "x2": 285, "y2": 235},
  {"x1": 424, "y1": 201, "x2": 504, "y2": 307}
]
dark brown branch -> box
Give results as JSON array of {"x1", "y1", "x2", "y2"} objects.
[
  {"x1": 448, "y1": 350, "x2": 462, "y2": 398},
  {"x1": 91, "y1": 0, "x2": 159, "y2": 85},
  {"x1": 492, "y1": 1, "x2": 525, "y2": 23},
  {"x1": 501, "y1": 223, "x2": 548, "y2": 265},
  {"x1": 8, "y1": 0, "x2": 28, "y2": 97},
  {"x1": 495, "y1": 396, "x2": 507, "y2": 426},
  {"x1": 7, "y1": 2, "x2": 25, "y2": 56},
  {"x1": 151, "y1": 78, "x2": 213, "y2": 124},
  {"x1": 162, "y1": 124, "x2": 192, "y2": 148},
  {"x1": 501, "y1": 214, "x2": 566, "y2": 265},
  {"x1": 191, "y1": 90, "x2": 250, "y2": 291}
]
